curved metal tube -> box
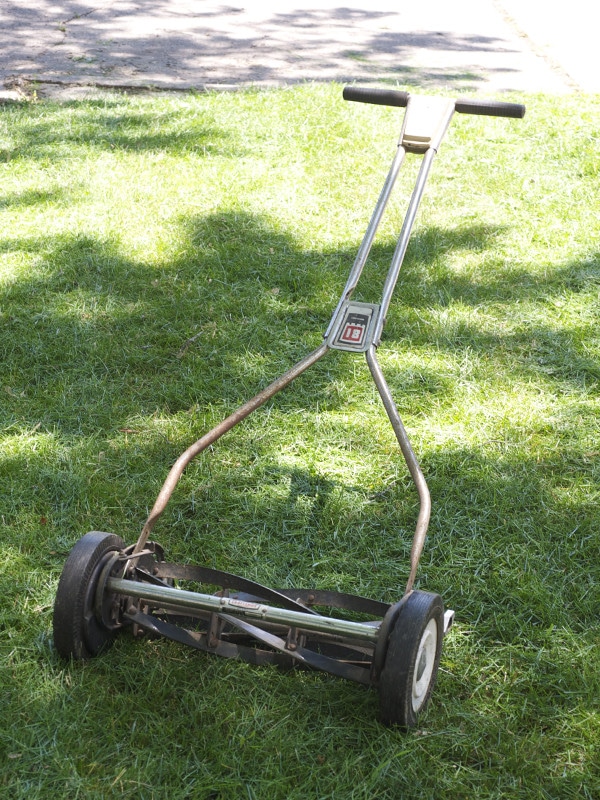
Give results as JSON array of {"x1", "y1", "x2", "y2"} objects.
[
  {"x1": 134, "y1": 342, "x2": 330, "y2": 553},
  {"x1": 365, "y1": 345, "x2": 431, "y2": 595}
]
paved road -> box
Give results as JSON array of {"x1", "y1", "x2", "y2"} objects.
[{"x1": 1, "y1": 0, "x2": 598, "y2": 98}]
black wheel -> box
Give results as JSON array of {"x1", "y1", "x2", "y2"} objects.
[
  {"x1": 53, "y1": 531, "x2": 125, "y2": 660},
  {"x1": 378, "y1": 591, "x2": 444, "y2": 728}
]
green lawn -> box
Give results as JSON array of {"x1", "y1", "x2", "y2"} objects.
[{"x1": 1, "y1": 83, "x2": 599, "y2": 798}]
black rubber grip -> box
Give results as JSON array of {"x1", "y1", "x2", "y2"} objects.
[
  {"x1": 343, "y1": 85, "x2": 525, "y2": 119},
  {"x1": 454, "y1": 98, "x2": 526, "y2": 118},
  {"x1": 343, "y1": 86, "x2": 409, "y2": 108}
]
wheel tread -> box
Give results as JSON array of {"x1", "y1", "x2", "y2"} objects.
[
  {"x1": 378, "y1": 590, "x2": 444, "y2": 728},
  {"x1": 53, "y1": 532, "x2": 125, "y2": 660}
]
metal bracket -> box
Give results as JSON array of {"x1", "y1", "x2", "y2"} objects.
[
  {"x1": 400, "y1": 96, "x2": 455, "y2": 153},
  {"x1": 326, "y1": 301, "x2": 380, "y2": 352},
  {"x1": 443, "y1": 609, "x2": 455, "y2": 635}
]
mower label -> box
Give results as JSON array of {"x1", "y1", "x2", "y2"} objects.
[
  {"x1": 227, "y1": 598, "x2": 260, "y2": 611},
  {"x1": 327, "y1": 302, "x2": 380, "y2": 352}
]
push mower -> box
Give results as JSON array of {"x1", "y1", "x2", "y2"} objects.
[{"x1": 53, "y1": 86, "x2": 525, "y2": 728}]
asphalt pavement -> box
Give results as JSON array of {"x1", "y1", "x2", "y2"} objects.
[{"x1": 1, "y1": 0, "x2": 598, "y2": 100}]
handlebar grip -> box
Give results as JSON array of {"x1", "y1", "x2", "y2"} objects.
[
  {"x1": 343, "y1": 85, "x2": 525, "y2": 119},
  {"x1": 454, "y1": 98, "x2": 526, "y2": 118},
  {"x1": 342, "y1": 86, "x2": 409, "y2": 108}
]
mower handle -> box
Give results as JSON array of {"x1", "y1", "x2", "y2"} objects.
[{"x1": 343, "y1": 85, "x2": 526, "y2": 119}]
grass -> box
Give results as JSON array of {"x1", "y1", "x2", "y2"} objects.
[{"x1": 1, "y1": 83, "x2": 599, "y2": 798}]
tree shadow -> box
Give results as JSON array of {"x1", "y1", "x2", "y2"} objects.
[
  {"x1": 1, "y1": 203, "x2": 599, "y2": 795},
  {"x1": 6, "y1": 2, "x2": 527, "y2": 92},
  {"x1": 0, "y1": 187, "x2": 71, "y2": 209},
  {"x1": 0, "y1": 98, "x2": 234, "y2": 161},
  {"x1": 2, "y1": 209, "x2": 598, "y2": 546},
  {"x1": 2, "y1": 210, "x2": 598, "y2": 439}
]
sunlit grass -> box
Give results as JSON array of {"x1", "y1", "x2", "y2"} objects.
[{"x1": 1, "y1": 84, "x2": 599, "y2": 798}]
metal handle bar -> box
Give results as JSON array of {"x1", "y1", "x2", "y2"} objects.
[
  {"x1": 343, "y1": 85, "x2": 526, "y2": 119},
  {"x1": 133, "y1": 87, "x2": 525, "y2": 591}
]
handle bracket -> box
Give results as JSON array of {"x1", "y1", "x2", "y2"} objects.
[{"x1": 400, "y1": 95, "x2": 456, "y2": 153}]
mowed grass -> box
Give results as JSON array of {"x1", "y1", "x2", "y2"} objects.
[{"x1": 1, "y1": 84, "x2": 599, "y2": 798}]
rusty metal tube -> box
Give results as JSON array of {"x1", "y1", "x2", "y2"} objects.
[
  {"x1": 365, "y1": 345, "x2": 431, "y2": 595},
  {"x1": 134, "y1": 342, "x2": 330, "y2": 553}
]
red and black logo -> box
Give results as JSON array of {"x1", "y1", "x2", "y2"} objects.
[
  {"x1": 338, "y1": 312, "x2": 370, "y2": 347},
  {"x1": 328, "y1": 302, "x2": 379, "y2": 352}
]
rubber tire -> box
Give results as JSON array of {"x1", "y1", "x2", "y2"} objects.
[
  {"x1": 378, "y1": 590, "x2": 444, "y2": 729},
  {"x1": 53, "y1": 531, "x2": 125, "y2": 660}
]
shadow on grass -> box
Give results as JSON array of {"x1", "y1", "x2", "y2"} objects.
[
  {"x1": 1, "y1": 208, "x2": 598, "y2": 568},
  {"x1": 0, "y1": 98, "x2": 235, "y2": 160},
  {"x1": 0, "y1": 207, "x2": 597, "y2": 423},
  {"x1": 402, "y1": 224, "x2": 600, "y2": 313},
  {"x1": 3, "y1": 211, "x2": 597, "y2": 444},
  {"x1": 0, "y1": 187, "x2": 73, "y2": 210},
  {"x1": 1, "y1": 207, "x2": 599, "y2": 798}
]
